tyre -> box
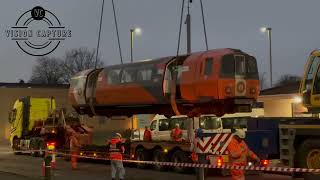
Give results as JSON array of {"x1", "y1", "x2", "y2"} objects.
[
  {"x1": 153, "y1": 149, "x2": 168, "y2": 171},
  {"x1": 30, "y1": 138, "x2": 37, "y2": 157},
  {"x1": 12, "y1": 138, "x2": 21, "y2": 155},
  {"x1": 171, "y1": 150, "x2": 191, "y2": 173},
  {"x1": 135, "y1": 148, "x2": 147, "y2": 169},
  {"x1": 38, "y1": 140, "x2": 45, "y2": 157},
  {"x1": 296, "y1": 139, "x2": 320, "y2": 177}
]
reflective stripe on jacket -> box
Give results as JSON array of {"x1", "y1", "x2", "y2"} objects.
[
  {"x1": 108, "y1": 138, "x2": 124, "y2": 160},
  {"x1": 70, "y1": 135, "x2": 80, "y2": 151}
]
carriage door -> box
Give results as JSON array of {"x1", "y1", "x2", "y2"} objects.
[
  {"x1": 163, "y1": 61, "x2": 174, "y2": 98},
  {"x1": 71, "y1": 73, "x2": 88, "y2": 105},
  {"x1": 85, "y1": 69, "x2": 102, "y2": 113},
  {"x1": 234, "y1": 55, "x2": 246, "y2": 97},
  {"x1": 86, "y1": 69, "x2": 102, "y2": 104}
]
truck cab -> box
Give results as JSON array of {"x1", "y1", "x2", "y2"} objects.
[
  {"x1": 9, "y1": 97, "x2": 56, "y2": 154},
  {"x1": 300, "y1": 49, "x2": 320, "y2": 112}
]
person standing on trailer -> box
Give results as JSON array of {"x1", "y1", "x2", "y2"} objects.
[
  {"x1": 227, "y1": 129, "x2": 260, "y2": 180},
  {"x1": 143, "y1": 126, "x2": 152, "y2": 141},
  {"x1": 108, "y1": 133, "x2": 125, "y2": 180},
  {"x1": 171, "y1": 123, "x2": 183, "y2": 142},
  {"x1": 70, "y1": 131, "x2": 81, "y2": 170}
]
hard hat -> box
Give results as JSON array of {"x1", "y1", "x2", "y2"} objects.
[
  {"x1": 233, "y1": 129, "x2": 246, "y2": 139},
  {"x1": 114, "y1": 132, "x2": 122, "y2": 138},
  {"x1": 175, "y1": 123, "x2": 180, "y2": 127}
]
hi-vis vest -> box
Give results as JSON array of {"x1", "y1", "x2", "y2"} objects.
[{"x1": 109, "y1": 138, "x2": 123, "y2": 160}]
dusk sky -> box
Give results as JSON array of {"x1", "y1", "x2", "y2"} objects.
[{"x1": 0, "y1": 0, "x2": 319, "y2": 85}]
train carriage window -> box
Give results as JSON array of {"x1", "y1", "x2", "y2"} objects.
[
  {"x1": 221, "y1": 55, "x2": 235, "y2": 77},
  {"x1": 107, "y1": 69, "x2": 121, "y2": 84},
  {"x1": 235, "y1": 55, "x2": 246, "y2": 76},
  {"x1": 204, "y1": 58, "x2": 213, "y2": 75},
  {"x1": 247, "y1": 56, "x2": 258, "y2": 79},
  {"x1": 137, "y1": 68, "x2": 153, "y2": 81},
  {"x1": 121, "y1": 68, "x2": 137, "y2": 83}
]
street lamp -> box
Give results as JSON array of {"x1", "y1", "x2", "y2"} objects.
[
  {"x1": 130, "y1": 27, "x2": 142, "y2": 63},
  {"x1": 260, "y1": 27, "x2": 273, "y2": 88}
]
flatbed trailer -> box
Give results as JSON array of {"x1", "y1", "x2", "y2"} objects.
[{"x1": 129, "y1": 140, "x2": 193, "y2": 171}]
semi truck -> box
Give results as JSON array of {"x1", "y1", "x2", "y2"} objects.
[
  {"x1": 126, "y1": 114, "x2": 249, "y2": 173},
  {"x1": 9, "y1": 97, "x2": 92, "y2": 156}
]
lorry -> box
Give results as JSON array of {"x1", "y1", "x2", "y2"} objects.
[
  {"x1": 9, "y1": 96, "x2": 92, "y2": 156},
  {"x1": 127, "y1": 114, "x2": 248, "y2": 173}
]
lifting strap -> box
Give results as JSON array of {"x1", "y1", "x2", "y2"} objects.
[{"x1": 170, "y1": 0, "x2": 186, "y2": 116}]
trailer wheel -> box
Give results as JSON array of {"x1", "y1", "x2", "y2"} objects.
[
  {"x1": 153, "y1": 149, "x2": 168, "y2": 171},
  {"x1": 296, "y1": 139, "x2": 320, "y2": 169},
  {"x1": 171, "y1": 150, "x2": 190, "y2": 173},
  {"x1": 136, "y1": 148, "x2": 147, "y2": 169},
  {"x1": 12, "y1": 138, "x2": 21, "y2": 155},
  {"x1": 30, "y1": 138, "x2": 37, "y2": 157},
  {"x1": 38, "y1": 140, "x2": 45, "y2": 157}
]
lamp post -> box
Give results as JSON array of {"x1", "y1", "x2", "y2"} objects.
[
  {"x1": 260, "y1": 27, "x2": 273, "y2": 88},
  {"x1": 130, "y1": 27, "x2": 142, "y2": 63}
]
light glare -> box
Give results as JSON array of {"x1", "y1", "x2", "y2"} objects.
[{"x1": 134, "y1": 28, "x2": 142, "y2": 35}]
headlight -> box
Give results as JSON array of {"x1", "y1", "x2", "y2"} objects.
[
  {"x1": 225, "y1": 86, "x2": 232, "y2": 95},
  {"x1": 250, "y1": 88, "x2": 256, "y2": 94}
]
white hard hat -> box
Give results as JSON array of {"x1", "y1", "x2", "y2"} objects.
[
  {"x1": 114, "y1": 133, "x2": 122, "y2": 138},
  {"x1": 234, "y1": 129, "x2": 246, "y2": 139}
]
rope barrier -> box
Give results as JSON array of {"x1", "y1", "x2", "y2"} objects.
[{"x1": 13, "y1": 149, "x2": 320, "y2": 173}]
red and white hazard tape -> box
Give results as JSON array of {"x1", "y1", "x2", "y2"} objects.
[{"x1": 14, "y1": 150, "x2": 320, "y2": 173}]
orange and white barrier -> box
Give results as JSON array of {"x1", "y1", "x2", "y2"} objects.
[{"x1": 13, "y1": 149, "x2": 320, "y2": 174}]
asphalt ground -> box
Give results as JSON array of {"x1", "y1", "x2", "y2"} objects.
[{"x1": 0, "y1": 139, "x2": 313, "y2": 180}]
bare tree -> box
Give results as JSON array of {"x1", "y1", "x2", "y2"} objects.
[
  {"x1": 29, "y1": 57, "x2": 65, "y2": 84},
  {"x1": 276, "y1": 74, "x2": 301, "y2": 86},
  {"x1": 62, "y1": 48, "x2": 104, "y2": 82},
  {"x1": 29, "y1": 48, "x2": 104, "y2": 84}
]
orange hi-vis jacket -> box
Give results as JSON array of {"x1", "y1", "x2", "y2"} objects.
[
  {"x1": 108, "y1": 138, "x2": 125, "y2": 160},
  {"x1": 70, "y1": 135, "x2": 81, "y2": 151},
  {"x1": 171, "y1": 128, "x2": 183, "y2": 142},
  {"x1": 227, "y1": 137, "x2": 258, "y2": 180},
  {"x1": 143, "y1": 129, "x2": 152, "y2": 141}
]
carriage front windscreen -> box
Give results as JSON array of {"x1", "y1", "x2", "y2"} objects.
[{"x1": 220, "y1": 54, "x2": 258, "y2": 79}]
